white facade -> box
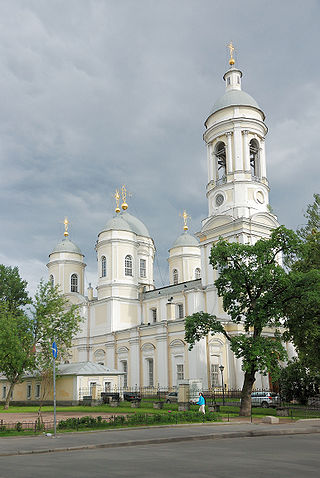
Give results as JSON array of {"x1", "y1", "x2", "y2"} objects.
[{"x1": 47, "y1": 60, "x2": 283, "y2": 391}]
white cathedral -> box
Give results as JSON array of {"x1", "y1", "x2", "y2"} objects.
[{"x1": 47, "y1": 53, "x2": 286, "y2": 392}]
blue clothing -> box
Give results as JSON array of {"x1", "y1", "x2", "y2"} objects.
[{"x1": 197, "y1": 395, "x2": 205, "y2": 406}]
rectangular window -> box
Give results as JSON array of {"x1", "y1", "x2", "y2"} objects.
[
  {"x1": 147, "y1": 359, "x2": 154, "y2": 387},
  {"x1": 89, "y1": 382, "x2": 97, "y2": 396},
  {"x1": 104, "y1": 382, "x2": 111, "y2": 392},
  {"x1": 177, "y1": 364, "x2": 184, "y2": 381},
  {"x1": 139, "y1": 259, "x2": 146, "y2": 278},
  {"x1": 27, "y1": 383, "x2": 32, "y2": 400},
  {"x1": 177, "y1": 304, "x2": 184, "y2": 319},
  {"x1": 151, "y1": 308, "x2": 157, "y2": 323},
  {"x1": 211, "y1": 364, "x2": 219, "y2": 387},
  {"x1": 121, "y1": 360, "x2": 128, "y2": 388},
  {"x1": 2, "y1": 385, "x2": 6, "y2": 400},
  {"x1": 35, "y1": 384, "x2": 41, "y2": 399}
]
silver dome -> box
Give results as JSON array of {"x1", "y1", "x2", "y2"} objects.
[
  {"x1": 51, "y1": 238, "x2": 83, "y2": 255},
  {"x1": 171, "y1": 232, "x2": 199, "y2": 248}
]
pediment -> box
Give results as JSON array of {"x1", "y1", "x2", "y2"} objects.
[
  {"x1": 201, "y1": 214, "x2": 234, "y2": 233},
  {"x1": 251, "y1": 212, "x2": 279, "y2": 228}
]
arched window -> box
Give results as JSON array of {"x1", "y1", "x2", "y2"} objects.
[
  {"x1": 101, "y1": 256, "x2": 106, "y2": 277},
  {"x1": 250, "y1": 139, "x2": 260, "y2": 178},
  {"x1": 215, "y1": 141, "x2": 226, "y2": 182},
  {"x1": 173, "y1": 269, "x2": 178, "y2": 285},
  {"x1": 195, "y1": 268, "x2": 201, "y2": 279},
  {"x1": 70, "y1": 273, "x2": 78, "y2": 292},
  {"x1": 49, "y1": 274, "x2": 54, "y2": 287},
  {"x1": 125, "y1": 255, "x2": 133, "y2": 276}
]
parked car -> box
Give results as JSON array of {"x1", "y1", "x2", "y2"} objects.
[
  {"x1": 251, "y1": 391, "x2": 280, "y2": 408},
  {"x1": 165, "y1": 392, "x2": 178, "y2": 403},
  {"x1": 123, "y1": 391, "x2": 141, "y2": 402},
  {"x1": 101, "y1": 392, "x2": 120, "y2": 403}
]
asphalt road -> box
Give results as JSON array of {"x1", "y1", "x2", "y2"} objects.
[{"x1": 0, "y1": 434, "x2": 319, "y2": 478}]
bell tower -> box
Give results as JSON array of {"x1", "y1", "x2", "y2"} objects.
[{"x1": 198, "y1": 45, "x2": 279, "y2": 288}]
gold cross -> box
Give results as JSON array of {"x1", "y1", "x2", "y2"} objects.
[
  {"x1": 63, "y1": 217, "x2": 69, "y2": 237},
  {"x1": 114, "y1": 189, "x2": 121, "y2": 213},
  {"x1": 180, "y1": 210, "x2": 190, "y2": 231},
  {"x1": 227, "y1": 41, "x2": 235, "y2": 65},
  {"x1": 121, "y1": 184, "x2": 128, "y2": 210}
]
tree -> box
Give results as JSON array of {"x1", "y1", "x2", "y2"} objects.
[
  {"x1": 279, "y1": 359, "x2": 320, "y2": 405},
  {"x1": 185, "y1": 226, "x2": 300, "y2": 416},
  {"x1": 0, "y1": 265, "x2": 33, "y2": 408},
  {"x1": 0, "y1": 304, "x2": 35, "y2": 409},
  {"x1": 0, "y1": 264, "x2": 30, "y2": 312},
  {"x1": 284, "y1": 194, "x2": 320, "y2": 373},
  {"x1": 0, "y1": 270, "x2": 82, "y2": 409}
]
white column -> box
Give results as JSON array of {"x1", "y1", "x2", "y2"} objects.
[
  {"x1": 207, "y1": 143, "x2": 214, "y2": 183},
  {"x1": 106, "y1": 336, "x2": 115, "y2": 369},
  {"x1": 226, "y1": 132, "x2": 233, "y2": 174},
  {"x1": 242, "y1": 130, "x2": 250, "y2": 171},
  {"x1": 235, "y1": 356, "x2": 243, "y2": 389},
  {"x1": 129, "y1": 334, "x2": 140, "y2": 388},
  {"x1": 260, "y1": 138, "x2": 267, "y2": 178},
  {"x1": 156, "y1": 330, "x2": 168, "y2": 388},
  {"x1": 233, "y1": 128, "x2": 243, "y2": 172}
]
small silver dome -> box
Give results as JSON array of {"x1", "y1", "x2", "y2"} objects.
[
  {"x1": 51, "y1": 238, "x2": 83, "y2": 255},
  {"x1": 210, "y1": 89, "x2": 261, "y2": 115},
  {"x1": 104, "y1": 215, "x2": 134, "y2": 233},
  {"x1": 171, "y1": 232, "x2": 199, "y2": 248},
  {"x1": 121, "y1": 211, "x2": 150, "y2": 237}
]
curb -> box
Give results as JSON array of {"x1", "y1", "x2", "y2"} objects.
[{"x1": 1, "y1": 426, "x2": 320, "y2": 457}]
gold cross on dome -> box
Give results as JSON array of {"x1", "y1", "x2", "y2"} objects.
[
  {"x1": 63, "y1": 217, "x2": 69, "y2": 237},
  {"x1": 227, "y1": 41, "x2": 235, "y2": 65},
  {"x1": 180, "y1": 210, "x2": 190, "y2": 231},
  {"x1": 121, "y1": 184, "x2": 128, "y2": 210},
  {"x1": 114, "y1": 189, "x2": 121, "y2": 213}
]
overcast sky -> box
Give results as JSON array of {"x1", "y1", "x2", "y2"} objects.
[{"x1": 0, "y1": 0, "x2": 319, "y2": 295}]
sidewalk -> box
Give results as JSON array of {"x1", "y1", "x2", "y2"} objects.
[{"x1": 1, "y1": 419, "x2": 320, "y2": 457}]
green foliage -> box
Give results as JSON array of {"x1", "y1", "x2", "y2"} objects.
[
  {"x1": 57, "y1": 411, "x2": 218, "y2": 430},
  {"x1": 0, "y1": 304, "x2": 35, "y2": 385},
  {"x1": 185, "y1": 227, "x2": 300, "y2": 377},
  {"x1": 279, "y1": 359, "x2": 320, "y2": 405},
  {"x1": 185, "y1": 226, "x2": 303, "y2": 415},
  {"x1": 31, "y1": 280, "x2": 82, "y2": 371},
  {"x1": 284, "y1": 194, "x2": 320, "y2": 373},
  {"x1": 0, "y1": 268, "x2": 83, "y2": 409},
  {"x1": 0, "y1": 265, "x2": 31, "y2": 312}
]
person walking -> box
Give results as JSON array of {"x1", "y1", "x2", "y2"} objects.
[{"x1": 197, "y1": 392, "x2": 206, "y2": 414}]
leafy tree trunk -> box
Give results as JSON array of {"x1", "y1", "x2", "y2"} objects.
[
  {"x1": 239, "y1": 369, "x2": 256, "y2": 416},
  {"x1": 4, "y1": 382, "x2": 15, "y2": 410}
]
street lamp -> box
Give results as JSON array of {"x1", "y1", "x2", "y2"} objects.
[{"x1": 219, "y1": 365, "x2": 225, "y2": 406}]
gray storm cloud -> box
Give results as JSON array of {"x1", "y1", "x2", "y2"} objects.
[{"x1": 0, "y1": 0, "x2": 319, "y2": 295}]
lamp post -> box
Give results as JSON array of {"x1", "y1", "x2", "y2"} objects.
[{"x1": 219, "y1": 365, "x2": 225, "y2": 406}]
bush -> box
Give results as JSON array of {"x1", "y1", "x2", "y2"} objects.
[{"x1": 279, "y1": 359, "x2": 320, "y2": 405}]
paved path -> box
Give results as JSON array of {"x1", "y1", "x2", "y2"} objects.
[
  {"x1": 1, "y1": 434, "x2": 319, "y2": 478},
  {"x1": 1, "y1": 419, "x2": 320, "y2": 457}
]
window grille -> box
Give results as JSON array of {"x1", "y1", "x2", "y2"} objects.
[
  {"x1": 177, "y1": 364, "x2": 184, "y2": 381},
  {"x1": 147, "y1": 359, "x2": 154, "y2": 387},
  {"x1": 125, "y1": 255, "x2": 133, "y2": 276},
  {"x1": 151, "y1": 308, "x2": 157, "y2": 323},
  {"x1": 101, "y1": 256, "x2": 106, "y2": 277},
  {"x1": 140, "y1": 259, "x2": 146, "y2": 278},
  {"x1": 173, "y1": 269, "x2": 178, "y2": 285},
  {"x1": 195, "y1": 268, "x2": 201, "y2": 279},
  {"x1": 177, "y1": 304, "x2": 184, "y2": 319},
  {"x1": 71, "y1": 273, "x2": 78, "y2": 292}
]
